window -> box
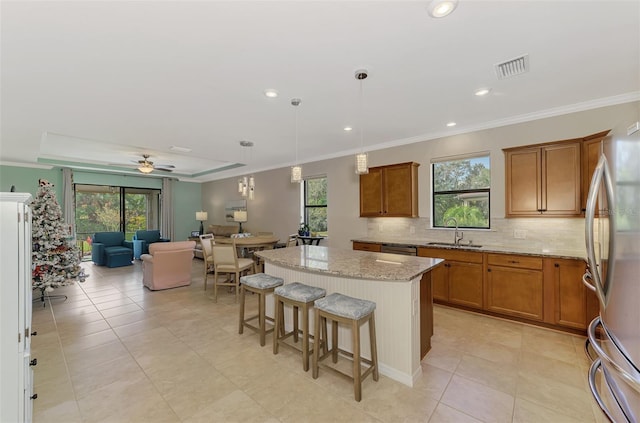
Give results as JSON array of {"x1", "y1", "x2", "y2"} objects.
[
  {"x1": 303, "y1": 176, "x2": 327, "y2": 235},
  {"x1": 75, "y1": 185, "x2": 161, "y2": 241},
  {"x1": 432, "y1": 154, "x2": 490, "y2": 229}
]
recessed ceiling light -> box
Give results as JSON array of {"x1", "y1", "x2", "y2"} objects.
[
  {"x1": 344, "y1": 126, "x2": 353, "y2": 132},
  {"x1": 264, "y1": 89, "x2": 278, "y2": 98},
  {"x1": 446, "y1": 122, "x2": 457, "y2": 127},
  {"x1": 474, "y1": 88, "x2": 491, "y2": 97},
  {"x1": 427, "y1": 0, "x2": 458, "y2": 18}
]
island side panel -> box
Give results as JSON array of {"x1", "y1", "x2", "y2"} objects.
[{"x1": 264, "y1": 262, "x2": 422, "y2": 387}]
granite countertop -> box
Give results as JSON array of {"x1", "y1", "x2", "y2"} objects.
[
  {"x1": 352, "y1": 237, "x2": 586, "y2": 261},
  {"x1": 255, "y1": 245, "x2": 443, "y2": 281}
]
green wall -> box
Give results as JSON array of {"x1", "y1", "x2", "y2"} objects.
[{"x1": 0, "y1": 164, "x2": 201, "y2": 239}]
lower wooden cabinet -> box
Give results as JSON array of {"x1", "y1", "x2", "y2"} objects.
[
  {"x1": 357, "y1": 241, "x2": 595, "y2": 333},
  {"x1": 486, "y1": 254, "x2": 544, "y2": 321},
  {"x1": 544, "y1": 257, "x2": 598, "y2": 330},
  {"x1": 419, "y1": 248, "x2": 484, "y2": 310}
]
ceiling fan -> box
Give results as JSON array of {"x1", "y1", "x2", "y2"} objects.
[{"x1": 131, "y1": 154, "x2": 175, "y2": 174}]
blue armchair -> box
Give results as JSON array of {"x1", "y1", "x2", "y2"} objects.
[
  {"x1": 133, "y1": 230, "x2": 170, "y2": 255},
  {"x1": 91, "y1": 232, "x2": 134, "y2": 268}
]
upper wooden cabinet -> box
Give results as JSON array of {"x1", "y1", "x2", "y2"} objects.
[
  {"x1": 360, "y1": 162, "x2": 419, "y2": 217},
  {"x1": 581, "y1": 131, "x2": 611, "y2": 214},
  {"x1": 505, "y1": 142, "x2": 582, "y2": 217}
]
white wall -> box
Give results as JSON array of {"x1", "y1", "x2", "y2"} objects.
[{"x1": 201, "y1": 101, "x2": 639, "y2": 250}]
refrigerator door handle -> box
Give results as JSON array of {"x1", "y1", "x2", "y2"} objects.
[
  {"x1": 585, "y1": 155, "x2": 616, "y2": 308},
  {"x1": 589, "y1": 358, "x2": 631, "y2": 423},
  {"x1": 582, "y1": 270, "x2": 596, "y2": 293},
  {"x1": 588, "y1": 317, "x2": 640, "y2": 393}
]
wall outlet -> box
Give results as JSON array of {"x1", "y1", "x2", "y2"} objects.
[
  {"x1": 409, "y1": 225, "x2": 416, "y2": 235},
  {"x1": 514, "y1": 229, "x2": 527, "y2": 239}
]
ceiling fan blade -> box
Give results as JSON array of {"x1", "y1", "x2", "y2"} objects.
[
  {"x1": 155, "y1": 164, "x2": 175, "y2": 169},
  {"x1": 155, "y1": 167, "x2": 174, "y2": 172}
]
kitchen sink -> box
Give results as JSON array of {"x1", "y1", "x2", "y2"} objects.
[{"x1": 426, "y1": 242, "x2": 483, "y2": 248}]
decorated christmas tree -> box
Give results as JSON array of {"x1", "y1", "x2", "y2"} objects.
[{"x1": 32, "y1": 179, "x2": 83, "y2": 298}]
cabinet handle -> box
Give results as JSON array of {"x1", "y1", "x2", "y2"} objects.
[
  {"x1": 30, "y1": 394, "x2": 38, "y2": 400},
  {"x1": 31, "y1": 331, "x2": 37, "y2": 336},
  {"x1": 554, "y1": 263, "x2": 559, "y2": 268},
  {"x1": 508, "y1": 260, "x2": 520, "y2": 264},
  {"x1": 487, "y1": 268, "x2": 492, "y2": 272},
  {"x1": 30, "y1": 358, "x2": 37, "y2": 366}
]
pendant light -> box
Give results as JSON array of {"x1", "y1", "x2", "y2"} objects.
[
  {"x1": 355, "y1": 70, "x2": 369, "y2": 175},
  {"x1": 291, "y1": 98, "x2": 303, "y2": 183},
  {"x1": 238, "y1": 141, "x2": 255, "y2": 200}
]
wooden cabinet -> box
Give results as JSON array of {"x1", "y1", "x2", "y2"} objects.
[
  {"x1": 505, "y1": 142, "x2": 582, "y2": 217},
  {"x1": 420, "y1": 271, "x2": 433, "y2": 359},
  {"x1": 352, "y1": 241, "x2": 382, "y2": 252},
  {"x1": 486, "y1": 253, "x2": 544, "y2": 321},
  {"x1": 544, "y1": 258, "x2": 598, "y2": 330},
  {"x1": 0, "y1": 193, "x2": 34, "y2": 423},
  {"x1": 582, "y1": 131, "x2": 611, "y2": 215},
  {"x1": 360, "y1": 162, "x2": 419, "y2": 217},
  {"x1": 418, "y1": 247, "x2": 484, "y2": 309}
]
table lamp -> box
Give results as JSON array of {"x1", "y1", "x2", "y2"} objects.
[
  {"x1": 233, "y1": 210, "x2": 248, "y2": 233},
  {"x1": 196, "y1": 211, "x2": 208, "y2": 235}
]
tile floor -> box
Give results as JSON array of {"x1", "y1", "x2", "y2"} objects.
[{"x1": 31, "y1": 260, "x2": 605, "y2": 422}]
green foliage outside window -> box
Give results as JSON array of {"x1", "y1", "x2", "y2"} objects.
[
  {"x1": 304, "y1": 177, "x2": 327, "y2": 235},
  {"x1": 433, "y1": 156, "x2": 490, "y2": 229}
]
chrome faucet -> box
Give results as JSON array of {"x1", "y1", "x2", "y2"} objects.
[{"x1": 444, "y1": 217, "x2": 464, "y2": 246}]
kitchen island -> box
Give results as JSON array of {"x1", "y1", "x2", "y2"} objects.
[{"x1": 255, "y1": 245, "x2": 443, "y2": 387}]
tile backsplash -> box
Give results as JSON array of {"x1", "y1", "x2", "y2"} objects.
[{"x1": 367, "y1": 217, "x2": 586, "y2": 253}]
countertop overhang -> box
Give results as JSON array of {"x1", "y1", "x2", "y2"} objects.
[
  {"x1": 255, "y1": 245, "x2": 443, "y2": 281},
  {"x1": 352, "y1": 237, "x2": 586, "y2": 261}
]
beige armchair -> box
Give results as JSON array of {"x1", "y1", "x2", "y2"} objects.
[
  {"x1": 212, "y1": 242, "x2": 255, "y2": 303},
  {"x1": 199, "y1": 233, "x2": 215, "y2": 290},
  {"x1": 141, "y1": 241, "x2": 196, "y2": 291}
]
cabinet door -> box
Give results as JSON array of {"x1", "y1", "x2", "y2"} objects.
[
  {"x1": 546, "y1": 258, "x2": 596, "y2": 330},
  {"x1": 582, "y1": 135, "x2": 610, "y2": 215},
  {"x1": 448, "y1": 261, "x2": 483, "y2": 309},
  {"x1": 505, "y1": 148, "x2": 542, "y2": 216},
  {"x1": 486, "y1": 266, "x2": 544, "y2": 321},
  {"x1": 430, "y1": 262, "x2": 448, "y2": 302},
  {"x1": 359, "y1": 168, "x2": 383, "y2": 217},
  {"x1": 542, "y1": 143, "x2": 581, "y2": 216},
  {"x1": 383, "y1": 163, "x2": 418, "y2": 217}
]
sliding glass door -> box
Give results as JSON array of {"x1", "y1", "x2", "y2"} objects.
[{"x1": 75, "y1": 185, "x2": 161, "y2": 242}]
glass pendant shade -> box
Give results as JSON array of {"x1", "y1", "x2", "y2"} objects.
[
  {"x1": 291, "y1": 165, "x2": 302, "y2": 183},
  {"x1": 355, "y1": 152, "x2": 369, "y2": 174},
  {"x1": 138, "y1": 164, "x2": 154, "y2": 174}
]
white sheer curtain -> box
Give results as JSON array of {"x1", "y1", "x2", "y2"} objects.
[
  {"x1": 62, "y1": 168, "x2": 75, "y2": 237},
  {"x1": 161, "y1": 177, "x2": 174, "y2": 240}
]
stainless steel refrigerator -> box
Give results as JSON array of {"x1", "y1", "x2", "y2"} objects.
[{"x1": 584, "y1": 118, "x2": 640, "y2": 422}]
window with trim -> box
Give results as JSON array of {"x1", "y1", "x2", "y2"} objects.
[
  {"x1": 303, "y1": 176, "x2": 327, "y2": 235},
  {"x1": 432, "y1": 154, "x2": 490, "y2": 229}
]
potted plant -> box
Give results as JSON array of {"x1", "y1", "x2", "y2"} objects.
[{"x1": 298, "y1": 222, "x2": 310, "y2": 236}]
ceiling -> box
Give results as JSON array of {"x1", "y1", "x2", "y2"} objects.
[{"x1": 1, "y1": 1, "x2": 639, "y2": 182}]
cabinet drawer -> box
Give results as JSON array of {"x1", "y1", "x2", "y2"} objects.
[
  {"x1": 487, "y1": 253, "x2": 542, "y2": 270},
  {"x1": 418, "y1": 247, "x2": 483, "y2": 264},
  {"x1": 353, "y1": 242, "x2": 382, "y2": 252}
]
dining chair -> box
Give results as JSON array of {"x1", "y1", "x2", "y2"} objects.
[
  {"x1": 212, "y1": 242, "x2": 255, "y2": 303},
  {"x1": 199, "y1": 234, "x2": 215, "y2": 290}
]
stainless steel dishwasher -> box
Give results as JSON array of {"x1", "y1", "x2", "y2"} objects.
[{"x1": 380, "y1": 244, "x2": 418, "y2": 256}]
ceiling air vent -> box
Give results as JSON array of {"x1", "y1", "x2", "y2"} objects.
[{"x1": 494, "y1": 54, "x2": 529, "y2": 80}]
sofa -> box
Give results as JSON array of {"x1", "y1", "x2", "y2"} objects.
[
  {"x1": 91, "y1": 232, "x2": 134, "y2": 268},
  {"x1": 140, "y1": 241, "x2": 195, "y2": 290},
  {"x1": 193, "y1": 225, "x2": 240, "y2": 259},
  {"x1": 207, "y1": 225, "x2": 239, "y2": 238},
  {"x1": 133, "y1": 230, "x2": 170, "y2": 255}
]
